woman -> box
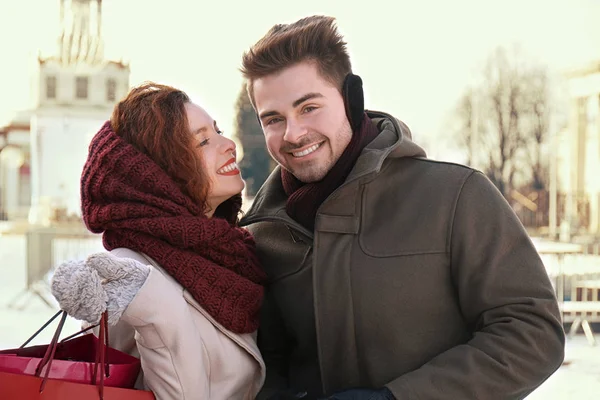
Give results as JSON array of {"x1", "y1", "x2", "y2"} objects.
[{"x1": 50, "y1": 82, "x2": 266, "y2": 399}]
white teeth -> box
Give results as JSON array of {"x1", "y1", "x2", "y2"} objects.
[
  {"x1": 292, "y1": 143, "x2": 321, "y2": 157},
  {"x1": 217, "y1": 162, "x2": 238, "y2": 174}
]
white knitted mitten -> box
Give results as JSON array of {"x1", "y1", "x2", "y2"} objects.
[{"x1": 51, "y1": 252, "x2": 150, "y2": 325}]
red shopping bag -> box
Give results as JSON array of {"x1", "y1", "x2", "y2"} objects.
[
  {"x1": 0, "y1": 311, "x2": 155, "y2": 399},
  {"x1": 0, "y1": 371, "x2": 155, "y2": 399}
]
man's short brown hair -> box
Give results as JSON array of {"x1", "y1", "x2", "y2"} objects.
[{"x1": 240, "y1": 15, "x2": 352, "y2": 105}]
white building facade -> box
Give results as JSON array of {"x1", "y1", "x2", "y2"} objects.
[
  {"x1": 556, "y1": 62, "x2": 600, "y2": 236},
  {"x1": 0, "y1": 0, "x2": 130, "y2": 224}
]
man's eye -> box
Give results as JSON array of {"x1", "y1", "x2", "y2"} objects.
[{"x1": 267, "y1": 118, "x2": 282, "y2": 126}]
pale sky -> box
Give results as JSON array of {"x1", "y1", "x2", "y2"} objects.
[{"x1": 1, "y1": 0, "x2": 599, "y2": 162}]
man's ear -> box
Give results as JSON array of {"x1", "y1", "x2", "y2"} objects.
[{"x1": 342, "y1": 73, "x2": 365, "y2": 132}]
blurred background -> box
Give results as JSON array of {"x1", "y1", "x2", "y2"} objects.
[{"x1": 1, "y1": 0, "x2": 599, "y2": 398}]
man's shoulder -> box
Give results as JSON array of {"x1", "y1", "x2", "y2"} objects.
[
  {"x1": 405, "y1": 157, "x2": 475, "y2": 170},
  {"x1": 386, "y1": 156, "x2": 480, "y2": 183},
  {"x1": 380, "y1": 157, "x2": 503, "y2": 207}
]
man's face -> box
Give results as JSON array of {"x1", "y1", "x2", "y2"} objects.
[{"x1": 253, "y1": 61, "x2": 352, "y2": 183}]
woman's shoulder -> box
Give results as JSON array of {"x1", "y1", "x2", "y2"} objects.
[
  {"x1": 110, "y1": 248, "x2": 182, "y2": 291},
  {"x1": 109, "y1": 247, "x2": 150, "y2": 265}
]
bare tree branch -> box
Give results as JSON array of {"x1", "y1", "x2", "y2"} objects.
[{"x1": 452, "y1": 45, "x2": 554, "y2": 198}]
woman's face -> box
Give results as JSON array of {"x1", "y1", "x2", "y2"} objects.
[{"x1": 185, "y1": 102, "x2": 244, "y2": 216}]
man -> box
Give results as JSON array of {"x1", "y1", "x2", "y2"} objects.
[{"x1": 239, "y1": 15, "x2": 564, "y2": 400}]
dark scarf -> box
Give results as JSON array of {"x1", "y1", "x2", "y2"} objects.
[
  {"x1": 80, "y1": 121, "x2": 266, "y2": 334},
  {"x1": 281, "y1": 114, "x2": 379, "y2": 230}
]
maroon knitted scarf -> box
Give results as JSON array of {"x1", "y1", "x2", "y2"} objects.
[
  {"x1": 81, "y1": 121, "x2": 266, "y2": 334},
  {"x1": 281, "y1": 114, "x2": 379, "y2": 230}
]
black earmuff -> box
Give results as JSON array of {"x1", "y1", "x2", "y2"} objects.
[{"x1": 342, "y1": 73, "x2": 365, "y2": 132}]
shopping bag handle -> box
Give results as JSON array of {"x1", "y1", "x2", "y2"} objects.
[
  {"x1": 92, "y1": 312, "x2": 108, "y2": 399},
  {"x1": 35, "y1": 311, "x2": 67, "y2": 384},
  {"x1": 20, "y1": 310, "x2": 103, "y2": 348},
  {"x1": 20, "y1": 310, "x2": 64, "y2": 349},
  {"x1": 23, "y1": 310, "x2": 111, "y2": 399},
  {"x1": 59, "y1": 323, "x2": 98, "y2": 343}
]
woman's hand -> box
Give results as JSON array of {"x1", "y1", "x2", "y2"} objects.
[{"x1": 51, "y1": 252, "x2": 150, "y2": 325}]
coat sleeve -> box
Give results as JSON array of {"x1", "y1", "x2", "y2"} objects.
[
  {"x1": 256, "y1": 287, "x2": 293, "y2": 399},
  {"x1": 120, "y1": 266, "x2": 210, "y2": 400},
  {"x1": 386, "y1": 171, "x2": 565, "y2": 400}
]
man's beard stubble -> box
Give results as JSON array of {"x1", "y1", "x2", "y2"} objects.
[{"x1": 278, "y1": 121, "x2": 352, "y2": 184}]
